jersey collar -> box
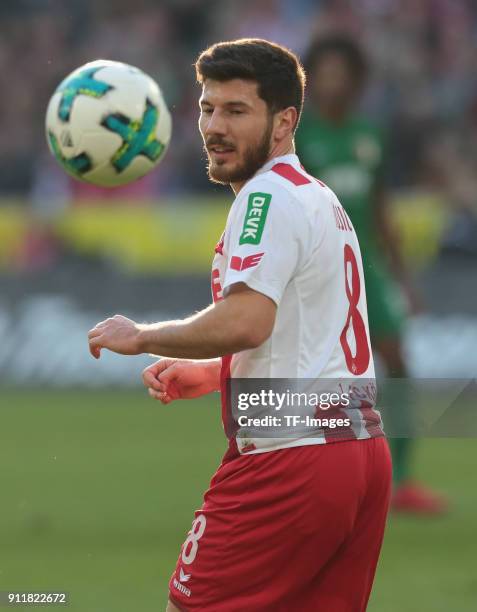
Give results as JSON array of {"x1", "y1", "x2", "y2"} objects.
[{"x1": 255, "y1": 153, "x2": 301, "y2": 177}]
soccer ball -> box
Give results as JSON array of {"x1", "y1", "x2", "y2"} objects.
[{"x1": 45, "y1": 60, "x2": 172, "y2": 187}]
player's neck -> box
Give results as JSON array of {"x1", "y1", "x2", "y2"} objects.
[{"x1": 231, "y1": 141, "x2": 295, "y2": 196}]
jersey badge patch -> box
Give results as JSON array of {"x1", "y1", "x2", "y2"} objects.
[{"x1": 239, "y1": 192, "x2": 271, "y2": 245}]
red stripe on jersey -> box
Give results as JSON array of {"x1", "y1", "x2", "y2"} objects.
[
  {"x1": 211, "y1": 268, "x2": 223, "y2": 303},
  {"x1": 272, "y1": 163, "x2": 311, "y2": 186},
  {"x1": 220, "y1": 354, "x2": 232, "y2": 430},
  {"x1": 360, "y1": 400, "x2": 385, "y2": 438},
  {"x1": 220, "y1": 354, "x2": 242, "y2": 462},
  {"x1": 300, "y1": 163, "x2": 326, "y2": 188},
  {"x1": 314, "y1": 403, "x2": 358, "y2": 443}
]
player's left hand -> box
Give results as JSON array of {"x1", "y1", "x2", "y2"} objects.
[{"x1": 88, "y1": 314, "x2": 143, "y2": 359}]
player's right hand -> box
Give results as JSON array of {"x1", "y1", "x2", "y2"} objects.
[{"x1": 142, "y1": 359, "x2": 219, "y2": 404}]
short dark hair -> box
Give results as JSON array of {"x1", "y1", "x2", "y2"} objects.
[
  {"x1": 304, "y1": 34, "x2": 368, "y2": 87},
  {"x1": 195, "y1": 38, "x2": 306, "y2": 130}
]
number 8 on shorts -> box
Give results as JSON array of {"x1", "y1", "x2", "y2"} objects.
[{"x1": 181, "y1": 514, "x2": 207, "y2": 565}]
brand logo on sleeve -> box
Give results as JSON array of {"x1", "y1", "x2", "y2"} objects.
[
  {"x1": 230, "y1": 253, "x2": 264, "y2": 271},
  {"x1": 239, "y1": 192, "x2": 271, "y2": 245}
]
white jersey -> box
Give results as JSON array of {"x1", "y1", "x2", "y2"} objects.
[{"x1": 211, "y1": 154, "x2": 384, "y2": 456}]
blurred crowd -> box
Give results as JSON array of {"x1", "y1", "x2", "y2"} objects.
[{"x1": 0, "y1": 0, "x2": 477, "y2": 224}]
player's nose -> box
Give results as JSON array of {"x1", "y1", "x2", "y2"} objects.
[{"x1": 204, "y1": 108, "x2": 227, "y2": 137}]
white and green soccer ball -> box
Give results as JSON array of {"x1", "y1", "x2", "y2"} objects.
[{"x1": 46, "y1": 60, "x2": 172, "y2": 187}]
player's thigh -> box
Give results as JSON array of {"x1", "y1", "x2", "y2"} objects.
[{"x1": 165, "y1": 600, "x2": 180, "y2": 612}]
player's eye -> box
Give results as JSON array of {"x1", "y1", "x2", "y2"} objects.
[
  {"x1": 229, "y1": 110, "x2": 243, "y2": 115},
  {"x1": 201, "y1": 108, "x2": 213, "y2": 115}
]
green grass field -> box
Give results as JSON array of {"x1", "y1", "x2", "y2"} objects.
[{"x1": 0, "y1": 388, "x2": 475, "y2": 611}]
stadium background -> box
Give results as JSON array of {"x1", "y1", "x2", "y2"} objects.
[{"x1": 1, "y1": 0, "x2": 476, "y2": 610}]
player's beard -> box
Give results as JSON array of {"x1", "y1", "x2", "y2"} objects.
[{"x1": 205, "y1": 115, "x2": 273, "y2": 185}]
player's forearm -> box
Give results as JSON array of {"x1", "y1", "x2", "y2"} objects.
[{"x1": 137, "y1": 300, "x2": 263, "y2": 359}]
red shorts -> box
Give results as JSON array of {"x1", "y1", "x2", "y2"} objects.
[{"x1": 169, "y1": 437, "x2": 392, "y2": 612}]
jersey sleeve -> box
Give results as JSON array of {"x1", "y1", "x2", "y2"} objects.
[{"x1": 222, "y1": 180, "x2": 304, "y2": 305}]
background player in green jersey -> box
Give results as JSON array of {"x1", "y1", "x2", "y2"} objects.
[{"x1": 296, "y1": 35, "x2": 448, "y2": 514}]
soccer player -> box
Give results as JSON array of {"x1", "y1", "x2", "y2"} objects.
[
  {"x1": 296, "y1": 35, "x2": 448, "y2": 514},
  {"x1": 88, "y1": 39, "x2": 392, "y2": 611}
]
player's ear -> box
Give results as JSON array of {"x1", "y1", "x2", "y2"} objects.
[{"x1": 273, "y1": 106, "x2": 297, "y2": 141}]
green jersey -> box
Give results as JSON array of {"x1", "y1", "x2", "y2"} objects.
[
  {"x1": 296, "y1": 110, "x2": 385, "y2": 262},
  {"x1": 296, "y1": 110, "x2": 405, "y2": 338}
]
